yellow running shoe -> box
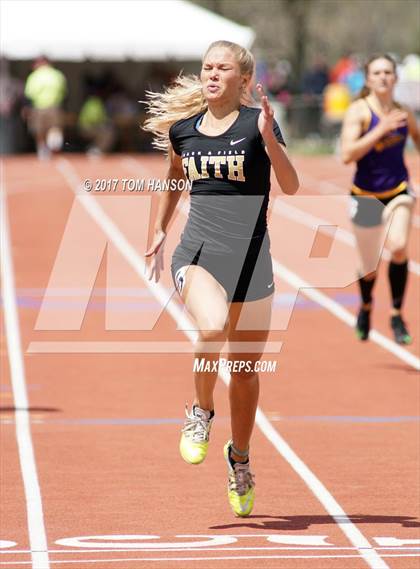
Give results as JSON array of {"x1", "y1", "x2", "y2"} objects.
[
  {"x1": 179, "y1": 405, "x2": 213, "y2": 465},
  {"x1": 224, "y1": 440, "x2": 255, "y2": 517}
]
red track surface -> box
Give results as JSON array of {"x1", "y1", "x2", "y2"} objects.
[{"x1": 1, "y1": 153, "x2": 419, "y2": 569}]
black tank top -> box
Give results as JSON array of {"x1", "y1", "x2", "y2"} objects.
[{"x1": 169, "y1": 105, "x2": 285, "y2": 254}]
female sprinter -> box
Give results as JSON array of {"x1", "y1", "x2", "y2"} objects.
[
  {"x1": 143, "y1": 40, "x2": 298, "y2": 517},
  {"x1": 341, "y1": 54, "x2": 420, "y2": 344}
]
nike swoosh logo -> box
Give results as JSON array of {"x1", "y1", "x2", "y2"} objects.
[
  {"x1": 230, "y1": 137, "x2": 246, "y2": 146},
  {"x1": 239, "y1": 493, "x2": 252, "y2": 514},
  {"x1": 267, "y1": 281, "x2": 274, "y2": 288}
]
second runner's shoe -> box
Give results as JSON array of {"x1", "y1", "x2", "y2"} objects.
[
  {"x1": 355, "y1": 308, "x2": 370, "y2": 341},
  {"x1": 179, "y1": 405, "x2": 213, "y2": 465},
  {"x1": 224, "y1": 440, "x2": 255, "y2": 517},
  {"x1": 391, "y1": 315, "x2": 412, "y2": 345}
]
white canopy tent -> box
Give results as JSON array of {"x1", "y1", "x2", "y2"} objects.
[{"x1": 0, "y1": 0, "x2": 255, "y2": 61}]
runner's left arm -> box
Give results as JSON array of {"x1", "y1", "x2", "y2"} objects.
[{"x1": 256, "y1": 84, "x2": 299, "y2": 195}]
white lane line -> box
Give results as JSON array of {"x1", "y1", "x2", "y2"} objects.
[
  {"x1": 2, "y1": 546, "x2": 419, "y2": 554},
  {"x1": 1, "y1": 553, "x2": 418, "y2": 564},
  {"x1": 27, "y1": 341, "x2": 281, "y2": 354},
  {"x1": 272, "y1": 259, "x2": 419, "y2": 371},
  {"x1": 57, "y1": 157, "x2": 389, "y2": 569},
  {"x1": 256, "y1": 408, "x2": 391, "y2": 568},
  {"x1": 0, "y1": 185, "x2": 50, "y2": 569},
  {"x1": 272, "y1": 197, "x2": 420, "y2": 276}
]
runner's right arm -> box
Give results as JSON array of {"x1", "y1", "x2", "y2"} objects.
[{"x1": 145, "y1": 144, "x2": 186, "y2": 281}]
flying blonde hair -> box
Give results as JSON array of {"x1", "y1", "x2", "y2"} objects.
[{"x1": 142, "y1": 40, "x2": 255, "y2": 152}]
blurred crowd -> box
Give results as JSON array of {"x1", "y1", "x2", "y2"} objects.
[
  {"x1": 1, "y1": 52, "x2": 419, "y2": 156},
  {"x1": 0, "y1": 56, "x2": 146, "y2": 158},
  {"x1": 257, "y1": 52, "x2": 420, "y2": 139}
]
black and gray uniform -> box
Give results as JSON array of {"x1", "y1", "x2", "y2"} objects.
[{"x1": 169, "y1": 104, "x2": 285, "y2": 302}]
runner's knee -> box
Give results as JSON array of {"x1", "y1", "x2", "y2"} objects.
[
  {"x1": 387, "y1": 237, "x2": 407, "y2": 261},
  {"x1": 361, "y1": 270, "x2": 377, "y2": 281},
  {"x1": 230, "y1": 368, "x2": 258, "y2": 383},
  {"x1": 199, "y1": 316, "x2": 229, "y2": 343},
  {"x1": 390, "y1": 247, "x2": 407, "y2": 263}
]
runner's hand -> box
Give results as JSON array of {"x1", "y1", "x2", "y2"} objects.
[
  {"x1": 378, "y1": 109, "x2": 408, "y2": 135},
  {"x1": 256, "y1": 83, "x2": 274, "y2": 139},
  {"x1": 145, "y1": 230, "x2": 166, "y2": 282}
]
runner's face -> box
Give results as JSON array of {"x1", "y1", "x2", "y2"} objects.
[
  {"x1": 366, "y1": 58, "x2": 397, "y2": 96},
  {"x1": 201, "y1": 48, "x2": 244, "y2": 104}
]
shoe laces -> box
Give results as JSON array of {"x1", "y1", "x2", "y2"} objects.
[
  {"x1": 181, "y1": 407, "x2": 212, "y2": 443},
  {"x1": 229, "y1": 461, "x2": 255, "y2": 496}
]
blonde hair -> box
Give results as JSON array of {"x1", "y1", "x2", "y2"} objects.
[{"x1": 143, "y1": 40, "x2": 255, "y2": 152}]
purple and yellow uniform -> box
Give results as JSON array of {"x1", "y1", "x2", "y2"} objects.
[{"x1": 351, "y1": 102, "x2": 411, "y2": 226}]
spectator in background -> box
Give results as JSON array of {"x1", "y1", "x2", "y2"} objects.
[
  {"x1": 301, "y1": 55, "x2": 330, "y2": 134},
  {"x1": 78, "y1": 76, "x2": 115, "y2": 156},
  {"x1": 0, "y1": 57, "x2": 24, "y2": 154},
  {"x1": 322, "y1": 53, "x2": 355, "y2": 136},
  {"x1": 343, "y1": 55, "x2": 365, "y2": 97},
  {"x1": 255, "y1": 58, "x2": 269, "y2": 89},
  {"x1": 330, "y1": 52, "x2": 364, "y2": 97},
  {"x1": 302, "y1": 55, "x2": 329, "y2": 97},
  {"x1": 323, "y1": 82, "x2": 351, "y2": 120},
  {"x1": 395, "y1": 54, "x2": 420, "y2": 112},
  {"x1": 330, "y1": 51, "x2": 355, "y2": 84},
  {"x1": 106, "y1": 79, "x2": 138, "y2": 152},
  {"x1": 264, "y1": 60, "x2": 292, "y2": 138},
  {"x1": 266, "y1": 60, "x2": 292, "y2": 107},
  {"x1": 24, "y1": 56, "x2": 67, "y2": 160},
  {"x1": 323, "y1": 81, "x2": 351, "y2": 136}
]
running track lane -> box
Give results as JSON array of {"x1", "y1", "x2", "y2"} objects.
[{"x1": 1, "y1": 154, "x2": 419, "y2": 568}]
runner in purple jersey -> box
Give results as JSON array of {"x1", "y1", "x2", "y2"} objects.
[
  {"x1": 341, "y1": 54, "x2": 420, "y2": 344},
  {"x1": 353, "y1": 106, "x2": 408, "y2": 194}
]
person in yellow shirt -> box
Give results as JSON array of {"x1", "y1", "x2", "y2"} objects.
[
  {"x1": 323, "y1": 82, "x2": 352, "y2": 124},
  {"x1": 24, "y1": 56, "x2": 67, "y2": 159},
  {"x1": 78, "y1": 94, "x2": 115, "y2": 156}
]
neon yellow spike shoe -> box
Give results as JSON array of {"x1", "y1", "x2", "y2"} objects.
[
  {"x1": 224, "y1": 440, "x2": 255, "y2": 517},
  {"x1": 179, "y1": 405, "x2": 214, "y2": 465}
]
